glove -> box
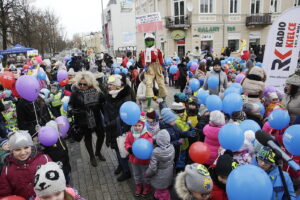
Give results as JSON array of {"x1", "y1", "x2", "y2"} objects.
[
  {"x1": 127, "y1": 148, "x2": 133, "y2": 155},
  {"x1": 186, "y1": 128, "x2": 196, "y2": 137},
  {"x1": 144, "y1": 66, "x2": 148, "y2": 72}
]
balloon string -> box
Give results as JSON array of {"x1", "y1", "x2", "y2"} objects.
[
  {"x1": 58, "y1": 136, "x2": 66, "y2": 151},
  {"x1": 32, "y1": 102, "x2": 40, "y2": 126}
]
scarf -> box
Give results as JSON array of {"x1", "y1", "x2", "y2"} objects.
[
  {"x1": 145, "y1": 47, "x2": 157, "y2": 63},
  {"x1": 109, "y1": 88, "x2": 123, "y2": 98}
]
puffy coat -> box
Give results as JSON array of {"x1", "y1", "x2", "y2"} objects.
[
  {"x1": 145, "y1": 130, "x2": 175, "y2": 189},
  {"x1": 203, "y1": 70, "x2": 228, "y2": 95},
  {"x1": 124, "y1": 131, "x2": 153, "y2": 165},
  {"x1": 282, "y1": 90, "x2": 300, "y2": 124},
  {"x1": 102, "y1": 85, "x2": 132, "y2": 149},
  {"x1": 0, "y1": 152, "x2": 51, "y2": 199},
  {"x1": 242, "y1": 66, "x2": 265, "y2": 103},
  {"x1": 204, "y1": 123, "x2": 223, "y2": 165}
]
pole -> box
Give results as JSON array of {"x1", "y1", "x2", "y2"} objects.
[{"x1": 100, "y1": 0, "x2": 107, "y2": 52}]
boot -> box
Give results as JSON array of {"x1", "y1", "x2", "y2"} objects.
[
  {"x1": 95, "y1": 152, "x2": 106, "y2": 161},
  {"x1": 85, "y1": 137, "x2": 97, "y2": 167},
  {"x1": 142, "y1": 184, "x2": 151, "y2": 197},
  {"x1": 114, "y1": 165, "x2": 122, "y2": 175},
  {"x1": 95, "y1": 135, "x2": 105, "y2": 161},
  {"x1": 90, "y1": 157, "x2": 97, "y2": 167},
  {"x1": 134, "y1": 184, "x2": 143, "y2": 197},
  {"x1": 117, "y1": 171, "x2": 131, "y2": 182}
]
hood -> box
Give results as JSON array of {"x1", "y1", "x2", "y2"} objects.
[
  {"x1": 155, "y1": 129, "x2": 170, "y2": 149},
  {"x1": 286, "y1": 69, "x2": 300, "y2": 86},
  {"x1": 248, "y1": 66, "x2": 265, "y2": 79},
  {"x1": 175, "y1": 171, "x2": 193, "y2": 200}
]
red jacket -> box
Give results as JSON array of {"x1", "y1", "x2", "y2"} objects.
[
  {"x1": 0, "y1": 152, "x2": 51, "y2": 199},
  {"x1": 210, "y1": 183, "x2": 228, "y2": 200},
  {"x1": 122, "y1": 57, "x2": 129, "y2": 68},
  {"x1": 125, "y1": 131, "x2": 153, "y2": 165},
  {"x1": 173, "y1": 69, "x2": 180, "y2": 81},
  {"x1": 140, "y1": 49, "x2": 163, "y2": 66}
]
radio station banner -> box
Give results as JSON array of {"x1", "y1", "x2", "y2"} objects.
[
  {"x1": 263, "y1": 7, "x2": 300, "y2": 92},
  {"x1": 136, "y1": 12, "x2": 163, "y2": 33}
]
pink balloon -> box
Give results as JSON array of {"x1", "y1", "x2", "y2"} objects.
[
  {"x1": 57, "y1": 70, "x2": 68, "y2": 82},
  {"x1": 235, "y1": 73, "x2": 246, "y2": 83},
  {"x1": 38, "y1": 126, "x2": 59, "y2": 146},
  {"x1": 55, "y1": 116, "x2": 70, "y2": 138},
  {"x1": 16, "y1": 75, "x2": 40, "y2": 101},
  {"x1": 36, "y1": 56, "x2": 43, "y2": 64}
]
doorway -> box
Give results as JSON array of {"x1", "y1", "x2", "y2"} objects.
[{"x1": 178, "y1": 45, "x2": 185, "y2": 58}]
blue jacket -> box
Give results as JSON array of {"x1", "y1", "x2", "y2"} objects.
[
  {"x1": 253, "y1": 159, "x2": 296, "y2": 200},
  {"x1": 159, "y1": 122, "x2": 192, "y2": 147}
]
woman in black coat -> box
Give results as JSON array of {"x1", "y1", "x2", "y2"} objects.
[
  {"x1": 69, "y1": 71, "x2": 106, "y2": 167},
  {"x1": 178, "y1": 59, "x2": 188, "y2": 92},
  {"x1": 102, "y1": 74, "x2": 132, "y2": 182}
]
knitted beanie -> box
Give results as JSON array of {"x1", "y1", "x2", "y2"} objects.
[
  {"x1": 146, "y1": 108, "x2": 156, "y2": 120},
  {"x1": 108, "y1": 74, "x2": 122, "y2": 87},
  {"x1": 8, "y1": 130, "x2": 33, "y2": 150},
  {"x1": 34, "y1": 162, "x2": 66, "y2": 197},
  {"x1": 209, "y1": 110, "x2": 225, "y2": 126},
  {"x1": 161, "y1": 108, "x2": 178, "y2": 124},
  {"x1": 215, "y1": 154, "x2": 239, "y2": 177}
]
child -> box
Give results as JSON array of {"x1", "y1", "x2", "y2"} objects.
[
  {"x1": 2, "y1": 100, "x2": 17, "y2": 130},
  {"x1": 204, "y1": 110, "x2": 225, "y2": 165},
  {"x1": 0, "y1": 139, "x2": 9, "y2": 173},
  {"x1": 0, "y1": 131, "x2": 51, "y2": 199},
  {"x1": 34, "y1": 162, "x2": 85, "y2": 200},
  {"x1": 124, "y1": 114, "x2": 153, "y2": 197},
  {"x1": 254, "y1": 147, "x2": 296, "y2": 200},
  {"x1": 175, "y1": 163, "x2": 213, "y2": 200},
  {"x1": 243, "y1": 103, "x2": 263, "y2": 127},
  {"x1": 49, "y1": 82, "x2": 63, "y2": 118},
  {"x1": 146, "y1": 108, "x2": 160, "y2": 136},
  {"x1": 145, "y1": 129, "x2": 175, "y2": 200},
  {"x1": 136, "y1": 72, "x2": 147, "y2": 112},
  {"x1": 265, "y1": 92, "x2": 284, "y2": 117}
]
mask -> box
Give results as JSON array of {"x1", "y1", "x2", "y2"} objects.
[
  {"x1": 214, "y1": 68, "x2": 221, "y2": 73},
  {"x1": 188, "y1": 109, "x2": 198, "y2": 116},
  {"x1": 145, "y1": 40, "x2": 155, "y2": 47}
]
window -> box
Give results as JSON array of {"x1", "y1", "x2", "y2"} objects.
[
  {"x1": 230, "y1": 0, "x2": 238, "y2": 14},
  {"x1": 174, "y1": 0, "x2": 185, "y2": 24},
  {"x1": 251, "y1": 0, "x2": 261, "y2": 14},
  {"x1": 228, "y1": 39, "x2": 239, "y2": 52},
  {"x1": 200, "y1": 0, "x2": 213, "y2": 13},
  {"x1": 295, "y1": 0, "x2": 300, "y2": 6},
  {"x1": 270, "y1": 0, "x2": 279, "y2": 13}
]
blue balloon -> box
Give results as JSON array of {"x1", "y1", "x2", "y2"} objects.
[
  {"x1": 114, "y1": 68, "x2": 121, "y2": 74},
  {"x1": 240, "y1": 120, "x2": 261, "y2": 133},
  {"x1": 268, "y1": 109, "x2": 290, "y2": 130},
  {"x1": 196, "y1": 90, "x2": 209, "y2": 105},
  {"x1": 37, "y1": 71, "x2": 47, "y2": 80},
  {"x1": 221, "y1": 60, "x2": 226, "y2": 66},
  {"x1": 120, "y1": 101, "x2": 141, "y2": 125},
  {"x1": 230, "y1": 83, "x2": 243, "y2": 94},
  {"x1": 254, "y1": 102, "x2": 265, "y2": 116},
  {"x1": 208, "y1": 76, "x2": 219, "y2": 90},
  {"x1": 205, "y1": 95, "x2": 223, "y2": 111},
  {"x1": 112, "y1": 63, "x2": 118, "y2": 68},
  {"x1": 283, "y1": 125, "x2": 300, "y2": 156},
  {"x1": 40, "y1": 88, "x2": 50, "y2": 99},
  {"x1": 129, "y1": 59, "x2": 135, "y2": 64},
  {"x1": 170, "y1": 65, "x2": 178, "y2": 74},
  {"x1": 256, "y1": 62, "x2": 263, "y2": 67},
  {"x1": 121, "y1": 68, "x2": 128, "y2": 75},
  {"x1": 176, "y1": 57, "x2": 180, "y2": 62},
  {"x1": 164, "y1": 58, "x2": 172, "y2": 65},
  {"x1": 227, "y1": 165, "x2": 273, "y2": 200},
  {"x1": 219, "y1": 123, "x2": 244, "y2": 151},
  {"x1": 63, "y1": 102, "x2": 68, "y2": 112},
  {"x1": 224, "y1": 87, "x2": 240, "y2": 96},
  {"x1": 188, "y1": 71, "x2": 194, "y2": 78},
  {"x1": 223, "y1": 93, "x2": 243, "y2": 115},
  {"x1": 187, "y1": 61, "x2": 193, "y2": 68},
  {"x1": 132, "y1": 138, "x2": 153, "y2": 160},
  {"x1": 190, "y1": 78, "x2": 200, "y2": 92}
]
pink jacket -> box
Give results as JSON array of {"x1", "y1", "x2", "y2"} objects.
[
  {"x1": 0, "y1": 152, "x2": 51, "y2": 199},
  {"x1": 125, "y1": 131, "x2": 153, "y2": 165},
  {"x1": 262, "y1": 121, "x2": 287, "y2": 146},
  {"x1": 204, "y1": 123, "x2": 223, "y2": 165}
]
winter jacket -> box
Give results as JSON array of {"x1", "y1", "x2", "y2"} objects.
[
  {"x1": 140, "y1": 48, "x2": 163, "y2": 66},
  {"x1": 0, "y1": 152, "x2": 51, "y2": 199},
  {"x1": 203, "y1": 70, "x2": 228, "y2": 95},
  {"x1": 242, "y1": 66, "x2": 266, "y2": 103},
  {"x1": 124, "y1": 131, "x2": 153, "y2": 165},
  {"x1": 173, "y1": 69, "x2": 180, "y2": 81},
  {"x1": 282, "y1": 90, "x2": 300, "y2": 124},
  {"x1": 103, "y1": 85, "x2": 132, "y2": 149},
  {"x1": 145, "y1": 130, "x2": 175, "y2": 189},
  {"x1": 204, "y1": 123, "x2": 223, "y2": 165},
  {"x1": 136, "y1": 81, "x2": 147, "y2": 111},
  {"x1": 16, "y1": 98, "x2": 51, "y2": 136},
  {"x1": 69, "y1": 88, "x2": 104, "y2": 129},
  {"x1": 194, "y1": 70, "x2": 206, "y2": 79}
]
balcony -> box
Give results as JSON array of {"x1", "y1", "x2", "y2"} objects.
[
  {"x1": 165, "y1": 15, "x2": 191, "y2": 29},
  {"x1": 246, "y1": 13, "x2": 272, "y2": 27}
]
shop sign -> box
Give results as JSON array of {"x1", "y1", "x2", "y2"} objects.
[
  {"x1": 200, "y1": 34, "x2": 213, "y2": 41},
  {"x1": 170, "y1": 30, "x2": 186, "y2": 40},
  {"x1": 198, "y1": 26, "x2": 220, "y2": 32},
  {"x1": 176, "y1": 39, "x2": 185, "y2": 44},
  {"x1": 227, "y1": 26, "x2": 236, "y2": 31}
]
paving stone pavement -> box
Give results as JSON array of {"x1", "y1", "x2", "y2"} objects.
[{"x1": 68, "y1": 85, "x2": 180, "y2": 200}]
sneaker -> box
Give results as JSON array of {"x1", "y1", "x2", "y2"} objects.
[
  {"x1": 114, "y1": 165, "x2": 122, "y2": 175},
  {"x1": 117, "y1": 171, "x2": 131, "y2": 182},
  {"x1": 134, "y1": 184, "x2": 143, "y2": 197}
]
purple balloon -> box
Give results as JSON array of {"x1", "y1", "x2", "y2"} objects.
[
  {"x1": 191, "y1": 62, "x2": 198, "y2": 70},
  {"x1": 55, "y1": 116, "x2": 70, "y2": 138},
  {"x1": 38, "y1": 126, "x2": 59, "y2": 146},
  {"x1": 264, "y1": 85, "x2": 276, "y2": 97},
  {"x1": 57, "y1": 70, "x2": 68, "y2": 82},
  {"x1": 16, "y1": 75, "x2": 40, "y2": 102},
  {"x1": 235, "y1": 73, "x2": 246, "y2": 83}
]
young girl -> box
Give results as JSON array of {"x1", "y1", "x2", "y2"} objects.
[
  {"x1": 0, "y1": 131, "x2": 51, "y2": 199},
  {"x1": 34, "y1": 162, "x2": 85, "y2": 200},
  {"x1": 146, "y1": 108, "x2": 160, "y2": 136},
  {"x1": 125, "y1": 113, "x2": 153, "y2": 197},
  {"x1": 145, "y1": 129, "x2": 175, "y2": 200}
]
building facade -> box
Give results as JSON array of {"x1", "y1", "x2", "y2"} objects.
[
  {"x1": 135, "y1": 0, "x2": 300, "y2": 58},
  {"x1": 103, "y1": 0, "x2": 136, "y2": 57},
  {"x1": 81, "y1": 32, "x2": 105, "y2": 54}
]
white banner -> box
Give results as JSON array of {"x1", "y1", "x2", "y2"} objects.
[
  {"x1": 136, "y1": 12, "x2": 161, "y2": 24},
  {"x1": 263, "y1": 7, "x2": 300, "y2": 92}
]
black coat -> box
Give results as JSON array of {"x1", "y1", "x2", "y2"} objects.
[{"x1": 102, "y1": 85, "x2": 132, "y2": 149}]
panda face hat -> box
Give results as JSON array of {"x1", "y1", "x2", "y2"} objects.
[{"x1": 34, "y1": 162, "x2": 66, "y2": 197}]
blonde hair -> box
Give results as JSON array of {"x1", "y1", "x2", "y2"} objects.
[{"x1": 74, "y1": 70, "x2": 100, "y2": 92}]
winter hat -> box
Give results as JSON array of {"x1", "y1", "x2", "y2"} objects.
[
  {"x1": 8, "y1": 130, "x2": 33, "y2": 150},
  {"x1": 108, "y1": 74, "x2": 122, "y2": 87},
  {"x1": 146, "y1": 108, "x2": 156, "y2": 120},
  {"x1": 243, "y1": 103, "x2": 261, "y2": 116},
  {"x1": 209, "y1": 110, "x2": 225, "y2": 126},
  {"x1": 185, "y1": 164, "x2": 213, "y2": 194},
  {"x1": 45, "y1": 65, "x2": 52, "y2": 70},
  {"x1": 0, "y1": 138, "x2": 8, "y2": 148},
  {"x1": 256, "y1": 146, "x2": 276, "y2": 164},
  {"x1": 136, "y1": 112, "x2": 146, "y2": 127},
  {"x1": 213, "y1": 59, "x2": 221, "y2": 66},
  {"x1": 171, "y1": 102, "x2": 185, "y2": 114},
  {"x1": 68, "y1": 68, "x2": 75, "y2": 76},
  {"x1": 34, "y1": 162, "x2": 66, "y2": 197},
  {"x1": 286, "y1": 69, "x2": 300, "y2": 86},
  {"x1": 155, "y1": 129, "x2": 171, "y2": 149},
  {"x1": 268, "y1": 92, "x2": 278, "y2": 100},
  {"x1": 161, "y1": 108, "x2": 178, "y2": 124},
  {"x1": 215, "y1": 154, "x2": 239, "y2": 177},
  {"x1": 144, "y1": 33, "x2": 155, "y2": 39},
  {"x1": 231, "y1": 111, "x2": 247, "y2": 122}
]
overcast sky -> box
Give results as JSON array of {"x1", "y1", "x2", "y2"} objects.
[{"x1": 34, "y1": 0, "x2": 110, "y2": 39}]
